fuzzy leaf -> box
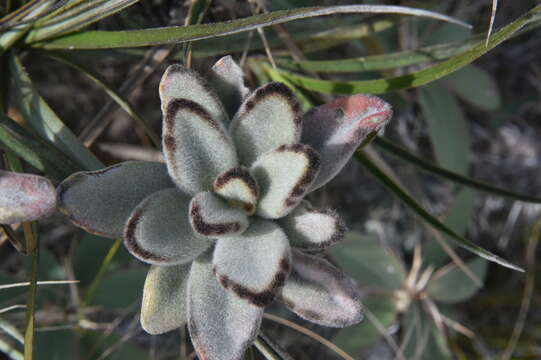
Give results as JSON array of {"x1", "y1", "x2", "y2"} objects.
[
  {"x1": 57, "y1": 161, "x2": 173, "y2": 237},
  {"x1": 189, "y1": 191, "x2": 249, "y2": 238},
  {"x1": 159, "y1": 64, "x2": 227, "y2": 123},
  {"x1": 301, "y1": 94, "x2": 392, "y2": 190},
  {"x1": 279, "y1": 250, "x2": 364, "y2": 327},
  {"x1": 0, "y1": 171, "x2": 57, "y2": 224},
  {"x1": 124, "y1": 188, "x2": 211, "y2": 265},
  {"x1": 231, "y1": 83, "x2": 301, "y2": 166},
  {"x1": 213, "y1": 166, "x2": 259, "y2": 215},
  {"x1": 141, "y1": 263, "x2": 191, "y2": 334},
  {"x1": 212, "y1": 219, "x2": 291, "y2": 307},
  {"x1": 207, "y1": 56, "x2": 249, "y2": 119},
  {"x1": 278, "y1": 200, "x2": 346, "y2": 250},
  {"x1": 188, "y1": 250, "x2": 263, "y2": 360},
  {"x1": 163, "y1": 98, "x2": 238, "y2": 195},
  {"x1": 251, "y1": 144, "x2": 320, "y2": 219}
]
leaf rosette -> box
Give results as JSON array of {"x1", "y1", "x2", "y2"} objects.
[{"x1": 57, "y1": 56, "x2": 392, "y2": 360}]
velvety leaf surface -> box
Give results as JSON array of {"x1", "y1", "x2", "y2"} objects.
[
  {"x1": 251, "y1": 144, "x2": 320, "y2": 219},
  {"x1": 159, "y1": 64, "x2": 227, "y2": 124},
  {"x1": 163, "y1": 98, "x2": 238, "y2": 195},
  {"x1": 189, "y1": 191, "x2": 249, "y2": 238},
  {"x1": 213, "y1": 166, "x2": 259, "y2": 215},
  {"x1": 124, "y1": 188, "x2": 211, "y2": 265},
  {"x1": 212, "y1": 219, "x2": 291, "y2": 307},
  {"x1": 0, "y1": 171, "x2": 57, "y2": 224},
  {"x1": 231, "y1": 82, "x2": 301, "y2": 166},
  {"x1": 141, "y1": 263, "x2": 191, "y2": 334},
  {"x1": 279, "y1": 250, "x2": 364, "y2": 327},
  {"x1": 188, "y1": 250, "x2": 264, "y2": 360},
  {"x1": 57, "y1": 161, "x2": 173, "y2": 237},
  {"x1": 301, "y1": 94, "x2": 392, "y2": 191},
  {"x1": 207, "y1": 56, "x2": 249, "y2": 119},
  {"x1": 278, "y1": 200, "x2": 346, "y2": 250}
]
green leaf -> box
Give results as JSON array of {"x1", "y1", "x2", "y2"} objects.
[
  {"x1": 333, "y1": 295, "x2": 397, "y2": 353},
  {"x1": 374, "y1": 136, "x2": 541, "y2": 203},
  {"x1": 402, "y1": 305, "x2": 452, "y2": 360},
  {"x1": 8, "y1": 54, "x2": 102, "y2": 171},
  {"x1": 91, "y1": 267, "x2": 146, "y2": 309},
  {"x1": 355, "y1": 151, "x2": 523, "y2": 272},
  {"x1": 26, "y1": 0, "x2": 140, "y2": 42},
  {"x1": 427, "y1": 257, "x2": 488, "y2": 303},
  {"x1": 268, "y1": 5, "x2": 541, "y2": 94},
  {"x1": 28, "y1": 5, "x2": 470, "y2": 49},
  {"x1": 332, "y1": 232, "x2": 406, "y2": 291},
  {"x1": 0, "y1": 112, "x2": 81, "y2": 181},
  {"x1": 419, "y1": 82, "x2": 470, "y2": 174},
  {"x1": 443, "y1": 65, "x2": 501, "y2": 111},
  {"x1": 34, "y1": 329, "x2": 75, "y2": 360}
]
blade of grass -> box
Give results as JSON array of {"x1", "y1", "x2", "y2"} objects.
[
  {"x1": 27, "y1": 0, "x2": 140, "y2": 42},
  {"x1": 82, "y1": 238, "x2": 122, "y2": 306},
  {"x1": 28, "y1": 5, "x2": 470, "y2": 49},
  {"x1": 47, "y1": 52, "x2": 161, "y2": 148},
  {"x1": 0, "y1": 317, "x2": 24, "y2": 345},
  {"x1": 0, "y1": 337, "x2": 24, "y2": 360},
  {"x1": 266, "y1": 5, "x2": 541, "y2": 94},
  {"x1": 0, "y1": 112, "x2": 81, "y2": 181},
  {"x1": 23, "y1": 222, "x2": 38, "y2": 360},
  {"x1": 9, "y1": 54, "x2": 102, "y2": 171},
  {"x1": 374, "y1": 137, "x2": 541, "y2": 204},
  {"x1": 356, "y1": 150, "x2": 523, "y2": 272},
  {"x1": 0, "y1": 0, "x2": 56, "y2": 53}
]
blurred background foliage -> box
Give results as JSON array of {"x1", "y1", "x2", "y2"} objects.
[{"x1": 0, "y1": 0, "x2": 540, "y2": 359}]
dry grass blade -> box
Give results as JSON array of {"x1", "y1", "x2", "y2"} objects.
[
  {"x1": 500, "y1": 216, "x2": 540, "y2": 359},
  {"x1": 486, "y1": 0, "x2": 498, "y2": 46},
  {"x1": 0, "y1": 280, "x2": 79, "y2": 290},
  {"x1": 263, "y1": 313, "x2": 355, "y2": 360},
  {"x1": 0, "y1": 304, "x2": 26, "y2": 314}
]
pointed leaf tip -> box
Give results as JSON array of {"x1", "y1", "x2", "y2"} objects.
[
  {"x1": 302, "y1": 94, "x2": 392, "y2": 191},
  {"x1": 0, "y1": 171, "x2": 57, "y2": 224}
]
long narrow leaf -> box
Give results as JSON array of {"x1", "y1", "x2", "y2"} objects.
[
  {"x1": 27, "y1": 0, "x2": 140, "y2": 42},
  {"x1": 267, "y1": 5, "x2": 541, "y2": 94},
  {"x1": 9, "y1": 54, "x2": 102, "y2": 170},
  {"x1": 28, "y1": 5, "x2": 470, "y2": 49},
  {"x1": 356, "y1": 151, "x2": 523, "y2": 272},
  {"x1": 0, "y1": 112, "x2": 81, "y2": 181},
  {"x1": 374, "y1": 137, "x2": 541, "y2": 204}
]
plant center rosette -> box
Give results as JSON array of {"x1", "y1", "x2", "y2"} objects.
[{"x1": 56, "y1": 56, "x2": 392, "y2": 360}]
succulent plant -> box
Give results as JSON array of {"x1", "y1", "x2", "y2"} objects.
[
  {"x1": 57, "y1": 56, "x2": 392, "y2": 360},
  {"x1": 0, "y1": 170, "x2": 57, "y2": 224}
]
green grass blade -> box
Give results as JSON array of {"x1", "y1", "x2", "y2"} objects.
[
  {"x1": 0, "y1": 112, "x2": 81, "y2": 181},
  {"x1": 27, "y1": 0, "x2": 140, "y2": 42},
  {"x1": 9, "y1": 54, "x2": 103, "y2": 171},
  {"x1": 355, "y1": 150, "x2": 523, "y2": 272},
  {"x1": 374, "y1": 137, "x2": 541, "y2": 204},
  {"x1": 48, "y1": 52, "x2": 161, "y2": 148},
  {"x1": 83, "y1": 238, "x2": 122, "y2": 306},
  {"x1": 272, "y1": 35, "x2": 483, "y2": 73},
  {"x1": 267, "y1": 5, "x2": 541, "y2": 94},
  {"x1": 28, "y1": 5, "x2": 470, "y2": 49}
]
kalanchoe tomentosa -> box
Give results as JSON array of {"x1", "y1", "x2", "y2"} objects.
[{"x1": 57, "y1": 56, "x2": 392, "y2": 360}]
